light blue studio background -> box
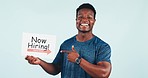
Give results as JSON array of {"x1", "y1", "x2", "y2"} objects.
[{"x1": 0, "y1": 0, "x2": 148, "y2": 78}]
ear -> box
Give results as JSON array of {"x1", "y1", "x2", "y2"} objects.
[
  {"x1": 94, "y1": 19, "x2": 96, "y2": 23},
  {"x1": 93, "y1": 19, "x2": 96, "y2": 25}
]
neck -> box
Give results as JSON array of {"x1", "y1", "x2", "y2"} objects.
[{"x1": 76, "y1": 32, "x2": 94, "y2": 42}]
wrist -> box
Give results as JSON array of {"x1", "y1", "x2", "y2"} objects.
[
  {"x1": 37, "y1": 58, "x2": 42, "y2": 65},
  {"x1": 75, "y1": 56, "x2": 81, "y2": 65}
]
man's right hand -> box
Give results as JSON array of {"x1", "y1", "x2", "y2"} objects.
[
  {"x1": 25, "y1": 55, "x2": 61, "y2": 75},
  {"x1": 25, "y1": 55, "x2": 41, "y2": 65}
]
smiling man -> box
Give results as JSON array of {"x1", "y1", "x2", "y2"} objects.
[{"x1": 25, "y1": 3, "x2": 112, "y2": 78}]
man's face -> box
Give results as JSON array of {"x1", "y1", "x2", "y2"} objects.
[{"x1": 76, "y1": 8, "x2": 96, "y2": 33}]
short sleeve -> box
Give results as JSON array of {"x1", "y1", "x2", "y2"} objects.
[
  {"x1": 96, "y1": 43, "x2": 111, "y2": 63},
  {"x1": 52, "y1": 47, "x2": 63, "y2": 66}
]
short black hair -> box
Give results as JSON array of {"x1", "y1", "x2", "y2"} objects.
[{"x1": 76, "y1": 3, "x2": 96, "y2": 19}]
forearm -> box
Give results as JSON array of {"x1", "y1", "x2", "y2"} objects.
[
  {"x1": 39, "y1": 60, "x2": 61, "y2": 75},
  {"x1": 79, "y1": 58, "x2": 111, "y2": 78}
]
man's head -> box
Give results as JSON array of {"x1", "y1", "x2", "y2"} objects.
[
  {"x1": 76, "y1": 3, "x2": 96, "y2": 19},
  {"x1": 76, "y1": 3, "x2": 96, "y2": 33}
]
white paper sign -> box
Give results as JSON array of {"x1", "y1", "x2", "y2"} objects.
[{"x1": 22, "y1": 32, "x2": 56, "y2": 59}]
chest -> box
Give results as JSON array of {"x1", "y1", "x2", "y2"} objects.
[{"x1": 76, "y1": 45, "x2": 97, "y2": 64}]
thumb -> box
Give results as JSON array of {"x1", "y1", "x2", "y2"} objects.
[{"x1": 72, "y1": 45, "x2": 76, "y2": 52}]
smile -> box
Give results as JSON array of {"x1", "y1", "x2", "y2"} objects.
[{"x1": 80, "y1": 23, "x2": 89, "y2": 26}]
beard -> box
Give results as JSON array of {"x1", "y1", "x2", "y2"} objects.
[{"x1": 77, "y1": 27, "x2": 92, "y2": 33}]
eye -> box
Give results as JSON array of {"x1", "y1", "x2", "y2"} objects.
[
  {"x1": 87, "y1": 17, "x2": 92, "y2": 19},
  {"x1": 77, "y1": 15, "x2": 83, "y2": 19},
  {"x1": 87, "y1": 15, "x2": 93, "y2": 20}
]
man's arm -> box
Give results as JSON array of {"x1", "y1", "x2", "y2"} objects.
[
  {"x1": 80, "y1": 58, "x2": 111, "y2": 78},
  {"x1": 25, "y1": 55, "x2": 61, "y2": 75},
  {"x1": 61, "y1": 45, "x2": 111, "y2": 78}
]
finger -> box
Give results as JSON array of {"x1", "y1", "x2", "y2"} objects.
[
  {"x1": 28, "y1": 56, "x2": 34, "y2": 63},
  {"x1": 25, "y1": 55, "x2": 29, "y2": 60},
  {"x1": 31, "y1": 58, "x2": 37, "y2": 63},
  {"x1": 71, "y1": 45, "x2": 76, "y2": 52},
  {"x1": 25, "y1": 55, "x2": 32, "y2": 60},
  {"x1": 60, "y1": 50, "x2": 71, "y2": 54},
  {"x1": 26, "y1": 56, "x2": 35, "y2": 63},
  {"x1": 29, "y1": 57, "x2": 37, "y2": 64}
]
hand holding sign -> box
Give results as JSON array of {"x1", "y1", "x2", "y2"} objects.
[
  {"x1": 25, "y1": 55, "x2": 41, "y2": 65},
  {"x1": 61, "y1": 45, "x2": 79, "y2": 63}
]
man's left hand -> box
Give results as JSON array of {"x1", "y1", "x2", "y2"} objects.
[{"x1": 61, "y1": 45, "x2": 79, "y2": 63}]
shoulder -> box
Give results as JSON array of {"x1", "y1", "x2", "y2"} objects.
[
  {"x1": 94, "y1": 36, "x2": 111, "y2": 50},
  {"x1": 60, "y1": 35, "x2": 76, "y2": 47},
  {"x1": 63, "y1": 35, "x2": 75, "y2": 44}
]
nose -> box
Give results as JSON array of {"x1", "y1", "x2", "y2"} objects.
[{"x1": 81, "y1": 17, "x2": 89, "y2": 23}]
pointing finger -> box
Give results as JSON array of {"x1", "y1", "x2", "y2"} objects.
[{"x1": 60, "y1": 50, "x2": 71, "y2": 54}]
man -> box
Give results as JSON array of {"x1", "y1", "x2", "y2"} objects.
[{"x1": 25, "y1": 3, "x2": 112, "y2": 78}]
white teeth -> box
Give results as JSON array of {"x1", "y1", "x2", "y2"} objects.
[
  {"x1": 80, "y1": 23, "x2": 89, "y2": 29},
  {"x1": 81, "y1": 24, "x2": 89, "y2": 26}
]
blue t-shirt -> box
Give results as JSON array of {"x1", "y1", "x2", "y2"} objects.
[{"x1": 52, "y1": 35, "x2": 111, "y2": 78}]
